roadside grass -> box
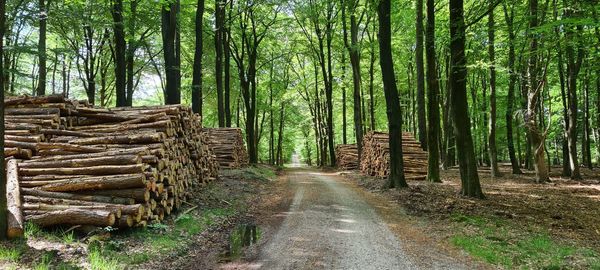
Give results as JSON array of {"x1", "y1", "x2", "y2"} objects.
[
  {"x1": 0, "y1": 245, "x2": 23, "y2": 262},
  {"x1": 223, "y1": 165, "x2": 277, "y2": 182},
  {"x1": 449, "y1": 213, "x2": 600, "y2": 269}
]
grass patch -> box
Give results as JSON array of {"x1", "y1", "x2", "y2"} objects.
[
  {"x1": 89, "y1": 245, "x2": 122, "y2": 270},
  {"x1": 0, "y1": 245, "x2": 22, "y2": 262},
  {"x1": 450, "y1": 214, "x2": 600, "y2": 269}
]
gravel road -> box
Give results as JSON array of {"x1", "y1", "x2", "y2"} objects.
[{"x1": 250, "y1": 168, "x2": 467, "y2": 270}]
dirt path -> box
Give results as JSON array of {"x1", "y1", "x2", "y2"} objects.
[{"x1": 231, "y1": 168, "x2": 469, "y2": 269}]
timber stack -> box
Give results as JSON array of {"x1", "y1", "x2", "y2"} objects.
[
  {"x1": 202, "y1": 128, "x2": 249, "y2": 169},
  {"x1": 335, "y1": 144, "x2": 359, "y2": 170},
  {"x1": 3, "y1": 95, "x2": 219, "y2": 235},
  {"x1": 360, "y1": 131, "x2": 428, "y2": 180}
]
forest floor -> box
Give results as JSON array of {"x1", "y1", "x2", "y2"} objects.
[
  {"x1": 344, "y1": 166, "x2": 600, "y2": 269},
  {"x1": 0, "y1": 165, "x2": 283, "y2": 270}
]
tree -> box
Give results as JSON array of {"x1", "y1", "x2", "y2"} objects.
[
  {"x1": 449, "y1": 0, "x2": 484, "y2": 198},
  {"x1": 229, "y1": 0, "x2": 279, "y2": 164},
  {"x1": 215, "y1": 0, "x2": 225, "y2": 126},
  {"x1": 502, "y1": 2, "x2": 522, "y2": 174},
  {"x1": 415, "y1": 0, "x2": 427, "y2": 150},
  {"x1": 378, "y1": 0, "x2": 407, "y2": 189},
  {"x1": 0, "y1": 0, "x2": 7, "y2": 241},
  {"x1": 564, "y1": 2, "x2": 584, "y2": 180},
  {"x1": 341, "y1": 0, "x2": 363, "y2": 159},
  {"x1": 161, "y1": 0, "x2": 180, "y2": 105},
  {"x1": 112, "y1": 0, "x2": 126, "y2": 107},
  {"x1": 425, "y1": 0, "x2": 440, "y2": 182},
  {"x1": 36, "y1": 0, "x2": 48, "y2": 96},
  {"x1": 191, "y1": 0, "x2": 204, "y2": 114},
  {"x1": 487, "y1": 0, "x2": 500, "y2": 177},
  {"x1": 524, "y1": 0, "x2": 549, "y2": 183}
]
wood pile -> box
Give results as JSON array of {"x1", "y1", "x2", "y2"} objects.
[
  {"x1": 335, "y1": 144, "x2": 359, "y2": 170},
  {"x1": 360, "y1": 131, "x2": 428, "y2": 180},
  {"x1": 202, "y1": 128, "x2": 249, "y2": 169},
  {"x1": 3, "y1": 95, "x2": 219, "y2": 233}
]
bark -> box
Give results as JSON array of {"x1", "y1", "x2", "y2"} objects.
[
  {"x1": 425, "y1": 0, "x2": 441, "y2": 182},
  {"x1": 416, "y1": 0, "x2": 427, "y2": 150},
  {"x1": 564, "y1": 4, "x2": 583, "y2": 179},
  {"x1": 525, "y1": 0, "x2": 549, "y2": 183},
  {"x1": 276, "y1": 103, "x2": 285, "y2": 166},
  {"x1": 6, "y1": 159, "x2": 23, "y2": 238},
  {"x1": 224, "y1": 0, "x2": 232, "y2": 126},
  {"x1": 26, "y1": 209, "x2": 115, "y2": 227},
  {"x1": 378, "y1": 0, "x2": 408, "y2": 188},
  {"x1": 21, "y1": 188, "x2": 134, "y2": 205},
  {"x1": 192, "y1": 0, "x2": 204, "y2": 114},
  {"x1": 487, "y1": 0, "x2": 500, "y2": 177},
  {"x1": 342, "y1": 0, "x2": 363, "y2": 158},
  {"x1": 36, "y1": 0, "x2": 47, "y2": 96},
  {"x1": 449, "y1": 0, "x2": 484, "y2": 198},
  {"x1": 112, "y1": 0, "x2": 127, "y2": 107},
  {"x1": 161, "y1": 0, "x2": 180, "y2": 105},
  {"x1": 503, "y1": 3, "x2": 522, "y2": 174},
  {"x1": 215, "y1": 0, "x2": 226, "y2": 126}
]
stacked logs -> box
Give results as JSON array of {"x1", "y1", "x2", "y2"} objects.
[
  {"x1": 335, "y1": 144, "x2": 359, "y2": 170},
  {"x1": 202, "y1": 128, "x2": 249, "y2": 169},
  {"x1": 3, "y1": 95, "x2": 219, "y2": 232},
  {"x1": 360, "y1": 131, "x2": 428, "y2": 180}
]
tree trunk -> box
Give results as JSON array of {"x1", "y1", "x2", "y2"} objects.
[
  {"x1": 487, "y1": 0, "x2": 500, "y2": 177},
  {"x1": 36, "y1": 0, "x2": 47, "y2": 96},
  {"x1": 425, "y1": 0, "x2": 440, "y2": 182},
  {"x1": 449, "y1": 0, "x2": 484, "y2": 198},
  {"x1": 215, "y1": 0, "x2": 225, "y2": 127},
  {"x1": 416, "y1": 0, "x2": 427, "y2": 150},
  {"x1": 503, "y1": 4, "x2": 522, "y2": 174},
  {"x1": 0, "y1": 0, "x2": 7, "y2": 240},
  {"x1": 161, "y1": 1, "x2": 180, "y2": 105},
  {"x1": 276, "y1": 103, "x2": 285, "y2": 166},
  {"x1": 112, "y1": 0, "x2": 127, "y2": 107},
  {"x1": 525, "y1": 0, "x2": 549, "y2": 183},
  {"x1": 224, "y1": 1, "x2": 232, "y2": 127},
  {"x1": 192, "y1": 0, "x2": 204, "y2": 114},
  {"x1": 378, "y1": 0, "x2": 407, "y2": 189},
  {"x1": 125, "y1": 0, "x2": 137, "y2": 106},
  {"x1": 565, "y1": 6, "x2": 583, "y2": 179}
]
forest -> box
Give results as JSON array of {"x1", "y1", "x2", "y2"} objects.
[{"x1": 0, "y1": 0, "x2": 599, "y2": 268}]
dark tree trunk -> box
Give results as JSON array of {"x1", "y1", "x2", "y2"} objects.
[
  {"x1": 0, "y1": 0, "x2": 7, "y2": 240},
  {"x1": 276, "y1": 103, "x2": 285, "y2": 166},
  {"x1": 487, "y1": 0, "x2": 500, "y2": 177},
  {"x1": 378, "y1": 0, "x2": 407, "y2": 188},
  {"x1": 416, "y1": 0, "x2": 427, "y2": 150},
  {"x1": 36, "y1": 0, "x2": 47, "y2": 96},
  {"x1": 449, "y1": 0, "x2": 484, "y2": 198},
  {"x1": 341, "y1": 52, "x2": 347, "y2": 144},
  {"x1": 425, "y1": 0, "x2": 440, "y2": 182},
  {"x1": 554, "y1": 0, "x2": 571, "y2": 176},
  {"x1": 192, "y1": 0, "x2": 204, "y2": 114},
  {"x1": 125, "y1": 0, "x2": 137, "y2": 106},
  {"x1": 215, "y1": 0, "x2": 225, "y2": 126},
  {"x1": 224, "y1": 1, "x2": 232, "y2": 127},
  {"x1": 503, "y1": 3, "x2": 522, "y2": 174},
  {"x1": 565, "y1": 5, "x2": 583, "y2": 179},
  {"x1": 342, "y1": 0, "x2": 363, "y2": 158},
  {"x1": 269, "y1": 62, "x2": 275, "y2": 165},
  {"x1": 161, "y1": 1, "x2": 180, "y2": 105},
  {"x1": 583, "y1": 70, "x2": 592, "y2": 169},
  {"x1": 112, "y1": 0, "x2": 127, "y2": 107}
]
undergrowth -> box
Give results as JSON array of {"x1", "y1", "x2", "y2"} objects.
[{"x1": 450, "y1": 213, "x2": 600, "y2": 269}]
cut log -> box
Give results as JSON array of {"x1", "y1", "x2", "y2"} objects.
[
  {"x1": 25, "y1": 209, "x2": 115, "y2": 227},
  {"x1": 6, "y1": 159, "x2": 24, "y2": 239}
]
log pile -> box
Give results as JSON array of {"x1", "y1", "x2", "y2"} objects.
[
  {"x1": 3, "y1": 95, "x2": 220, "y2": 232},
  {"x1": 202, "y1": 128, "x2": 249, "y2": 169},
  {"x1": 360, "y1": 131, "x2": 428, "y2": 180},
  {"x1": 335, "y1": 144, "x2": 359, "y2": 170}
]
